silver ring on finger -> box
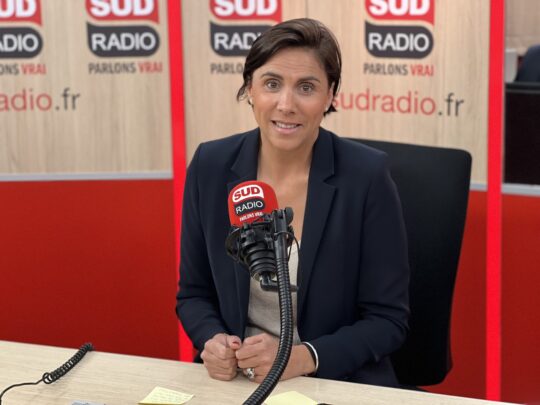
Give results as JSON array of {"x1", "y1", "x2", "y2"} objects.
[{"x1": 244, "y1": 367, "x2": 255, "y2": 381}]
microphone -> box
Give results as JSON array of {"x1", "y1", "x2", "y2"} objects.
[{"x1": 225, "y1": 181, "x2": 294, "y2": 291}]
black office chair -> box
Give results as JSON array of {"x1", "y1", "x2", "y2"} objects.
[
  {"x1": 504, "y1": 82, "x2": 540, "y2": 184},
  {"x1": 349, "y1": 138, "x2": 472, "y2": 387}
]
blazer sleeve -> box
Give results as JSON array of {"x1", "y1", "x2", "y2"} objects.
[
  {"x1": 308, "y1": 154, "x2": 410, "y2": 380},
  {"x1": 176, "y1": 145, "x2": 228, "y2": 351}
]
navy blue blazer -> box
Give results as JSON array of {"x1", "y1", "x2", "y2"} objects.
[{"x1": 176, "y1": 128, "x2": 410, "y2": 387}]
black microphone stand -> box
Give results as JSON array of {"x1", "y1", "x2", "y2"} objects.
[{"x1": 225, "y1": 208, "x2": 296, "y2": 405}]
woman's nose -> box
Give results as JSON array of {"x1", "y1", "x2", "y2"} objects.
[{"x1": 276, "y1": 89, "x2": 295, "y2": 114}]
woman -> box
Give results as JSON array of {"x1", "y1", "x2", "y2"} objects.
[{"x1": 176, "y1": 18, "x2": 409, "y2": 388}]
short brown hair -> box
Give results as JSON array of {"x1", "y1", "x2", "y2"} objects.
[{"x1": 237, "y1": 18, "x2": 342, "y2": 115}]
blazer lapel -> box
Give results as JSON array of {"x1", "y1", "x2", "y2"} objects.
[
  {"x1": 226, "y1": 129, "x2": 260, "y2": 336},
  {"x1": 298, "y1": 129, "x2": 336, "y2": 320}
]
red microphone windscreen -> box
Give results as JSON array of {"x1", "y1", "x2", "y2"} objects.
[{"x1": 228, "y1": 181, "x2": 278, "y2": 227}]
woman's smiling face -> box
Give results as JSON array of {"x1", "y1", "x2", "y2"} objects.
[{"x1": 248, "y1": 47, "x2": 333, "y2": 155}]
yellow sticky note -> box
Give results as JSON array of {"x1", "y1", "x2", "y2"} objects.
[
  {"x1": 139, "y1": 386, "x2": 193, "y2": 405},
  {"x1": 264, "y1": 391, "x2": 318, "y2": 405}
]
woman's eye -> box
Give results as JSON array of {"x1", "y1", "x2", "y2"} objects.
[
  {"x1": 300, "y1": 83, "x2": 314, "y2": 93},
  {"x1": 265, "y1": 80, "x2": 279, "y2": 90}
]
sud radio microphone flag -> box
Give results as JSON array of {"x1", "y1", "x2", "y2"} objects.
[
  {"x1": 228, "y1": 181, "x2": 279, "y2": 226},
  {"x1": 225, "y1": 180, "x2": 296, "y2": 405}
]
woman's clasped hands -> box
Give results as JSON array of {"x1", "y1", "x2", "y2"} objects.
[{"x1": 201, "y1": 333, "x2": 315, "y2": 383}]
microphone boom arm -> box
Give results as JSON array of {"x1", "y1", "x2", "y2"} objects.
[{"x1": 242, "y1": 208, "x2": 295, "y2": 405}]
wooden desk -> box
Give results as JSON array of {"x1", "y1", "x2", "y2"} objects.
[{"x1": 0, "y1": 341, "x2": 519, "y2": 405}]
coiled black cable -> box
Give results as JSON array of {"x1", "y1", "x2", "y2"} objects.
[
  {"x1": 0, "y1": 342, "x2": 94, "y2": 404},
  {"x1": 42, "y1": 342, "x2": 94, "y2": 384}
]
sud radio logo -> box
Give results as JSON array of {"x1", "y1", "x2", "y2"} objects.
[
  {"x1": 232, "y1": 184, "x2": 266, "y2": 216},
  {"x1": 0, "y1": 0, "x2": 43, "y2": 59},
  {"x1": 365, "y1": 0, "x2": 434, "y2": 59},
  {"x1": 86, "y1": 0, "x2": 160, "y2": 57},
  {"x1": 210, "y1": 0, "x2": 281, "y2": 57}
]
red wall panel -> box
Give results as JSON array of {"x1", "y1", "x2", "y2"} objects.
[
  {"x1": 502, "y1": 194, "x2": 540, "y2": 404},
  {"x1": 0, "y1": 180, "x2": 179, "y2": 360}
]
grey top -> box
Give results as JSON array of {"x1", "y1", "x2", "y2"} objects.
[{"x1": 245, "y1": 243, "x2": 301, "y2": 345}]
